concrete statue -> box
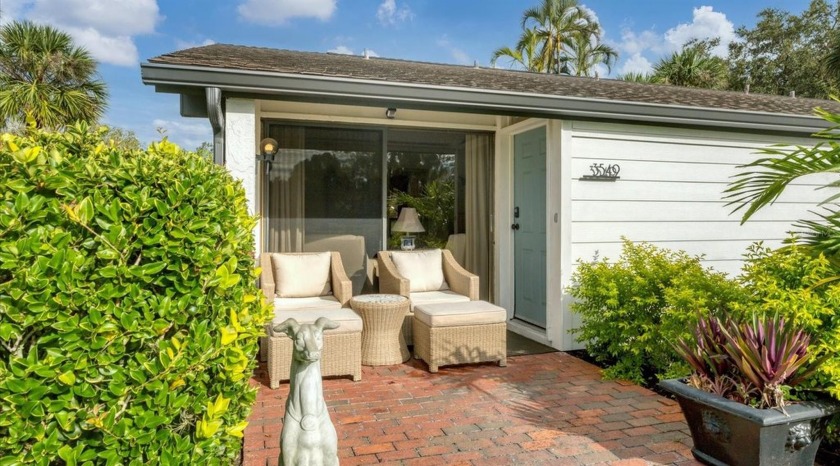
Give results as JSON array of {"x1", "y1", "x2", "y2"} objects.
[{"x1": 273, "y1": 317, "x2": 340, "y2": 466}]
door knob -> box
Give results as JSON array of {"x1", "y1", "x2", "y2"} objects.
[{"x1": 511, "y1": 223, "x2": 520, "y2": 230}]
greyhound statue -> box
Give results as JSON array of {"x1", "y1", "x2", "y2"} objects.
[{"x1": 273, "y1": 317, "x2": 340, "y2": 466}]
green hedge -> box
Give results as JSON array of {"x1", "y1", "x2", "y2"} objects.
[
  {"x1": 568, "y1": 239, "x2": 742, "y2": 384},
  {"x1": 0, "y1": 125, "x2": 271, "y2": 465},
  {"x1": 734, "y1": 242, "x2": 840, "y2": 401}
]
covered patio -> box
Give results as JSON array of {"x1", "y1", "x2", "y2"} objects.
[{"x1": 242, "y1": 351, "x2": 701, "y2": 465}]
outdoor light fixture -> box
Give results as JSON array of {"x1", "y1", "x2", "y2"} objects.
[
  {"x1": 385, "y1": 107, "x2": 397, "y2": 119},
  {"x1": 392, "y1": 207, "x2": 424, "y2": 250},
  {"x1": 257, "y1": 137, "x2": 279, "y2": 173}
]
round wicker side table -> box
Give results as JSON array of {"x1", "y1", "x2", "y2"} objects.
[{"x1": 350, "y1": 294, "x2": 411, "y2": 366}]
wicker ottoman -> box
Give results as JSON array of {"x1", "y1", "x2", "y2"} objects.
[
  {"x1": 267, "y1": 308, "x2": 363, "y2": 388},
  {"x1": 350, "y1": 294, "x2": 411, "y2": 366},
  {"x1": 413, "y1": 300, "x2": 507, "y2": 373}
]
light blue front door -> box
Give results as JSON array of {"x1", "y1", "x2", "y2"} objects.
[{"x1": 513, "y1": 126, "x2": 547, "y2": 328}]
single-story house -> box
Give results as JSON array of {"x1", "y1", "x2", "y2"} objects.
[{"x1": 141, "y1": 44, "x2": 840, "y2": 350}]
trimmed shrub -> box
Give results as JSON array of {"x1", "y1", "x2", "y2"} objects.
[
  {"x1": 568, "y1": 239, "x2": 742, "y2": 384},
  {"x1": 0, "y1": 125, "x2": 271, "y2": 464},
  {"x1": 733, "y1": 242, "x2": 840, "y2": 401}
]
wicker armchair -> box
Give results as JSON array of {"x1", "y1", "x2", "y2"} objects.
[
  {"x1": 260, "y1": 251, "x2": 362, "y2": 388},
  {"x1": 377, "y1": 249, "x2": 479, "y2": 344}
]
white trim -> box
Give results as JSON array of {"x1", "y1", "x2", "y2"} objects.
[
  {"x1": 507, "y1": 319, "x2": 552, "y2": 347},
  {"x1": 259, "y1": 110, "x2": 497, "y2": 132},
  {"x1": 545, "y1": 120, "x2": 563, "y2": 347},
  {"x1": 559, "y1": 120, "x2": 578, "y2": 350},
  {"x1": 495, "y1": 118, "x2": 551, "y2": 342}
]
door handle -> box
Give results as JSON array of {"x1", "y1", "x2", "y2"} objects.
[{"x1": 511, "y1": 223, "x2": 520, "y2": 230}]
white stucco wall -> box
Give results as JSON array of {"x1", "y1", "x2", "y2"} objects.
[{"x1": 224, "y1": 98, "x2": 259, "y2": 254}]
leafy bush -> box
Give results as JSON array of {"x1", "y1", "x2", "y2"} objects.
[
  {"x1": 387, "y1": 179, "x2": 455, "y2": 249},
  {"x1": 568, "y1": 239, "x2": 742, "y2": 384},
  {"x1": 733, "y1": 242, "x2": 840, "y2": 401},
  {"x1": 0, "y1": 125, "x2": 271, "y2": 464}
]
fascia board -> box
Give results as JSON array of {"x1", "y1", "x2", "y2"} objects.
[{"x1": 141, "y1": 63, "x2": 830, "y2": 135}]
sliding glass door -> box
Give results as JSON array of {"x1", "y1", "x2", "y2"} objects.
[
  {"x1": 263, "y1": 125, "x2": 382, "y2": 293},
  {"x1": 263, "y1": 122, "x2": 493, "y2": 297}
]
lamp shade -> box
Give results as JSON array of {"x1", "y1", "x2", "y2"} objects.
[{"x1": 392, "y1": 207, "x2": 425, "y2": 233}]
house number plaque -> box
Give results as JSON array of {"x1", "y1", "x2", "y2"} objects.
[{"x1": 580, "y1": 163, "x2": 620, "y2": 181}]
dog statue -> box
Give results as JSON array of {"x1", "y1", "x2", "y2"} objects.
[{"x1": 273, "y1": 317, "x2": 340, "y2": 466}]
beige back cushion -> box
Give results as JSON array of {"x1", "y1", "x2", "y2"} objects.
[
  {"x1": 389, "y1": 249, "x2": 450, "y2": 292},
  {"x1": 270, "y1": 252, "x2": 332, "y2": 298}
]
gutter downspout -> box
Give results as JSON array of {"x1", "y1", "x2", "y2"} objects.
[{"x1": 206, "y1": 87, "x2": 224, "y2": 165}]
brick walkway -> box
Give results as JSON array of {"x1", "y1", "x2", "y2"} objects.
[{"x1": 243, "y1": 352, "x2": 702, "y2": 465}]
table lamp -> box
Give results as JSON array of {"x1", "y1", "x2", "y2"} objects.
[{"x1": 392, "y1": 207, "x2": 425, "y2": 250}]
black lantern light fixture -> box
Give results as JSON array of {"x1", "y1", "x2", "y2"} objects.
[{"x1": 257, "y1": 137, "x2": 279, "y2": 173}]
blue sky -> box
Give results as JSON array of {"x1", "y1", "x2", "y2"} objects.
[{"x1": 1, "y1": 0, "x2": 812, "y2": 149}]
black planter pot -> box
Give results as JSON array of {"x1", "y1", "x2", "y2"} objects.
[{"x1": 658, "y1": 378, "x2": 837, "y2": 466}]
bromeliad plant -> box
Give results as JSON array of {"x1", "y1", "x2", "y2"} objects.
[{"x1": 675, "y1": 314, "x2": 823, "y2": 409}]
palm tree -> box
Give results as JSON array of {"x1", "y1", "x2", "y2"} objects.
[
  {"x1": 617, "y1": 72, "x2": 656, "y2": 83},
  {"x1": 565, "y1": 34, "x2": 617, "y2": 77},
  {"x1": 0, "y1": 21, "x2": 107, "y2": 129},
  {"x1": 824, "y1": 33, "x2": 840, "y2": 85},
  {"x1": 652, "y1": 44, "x2": 727, "y2": 89},
  {"x1": 520, "y1": 0, "x2": 600, "y2": 74},
  {"x1": 725, "y1": 106, "x2": 840, "y2": 256},
  {"x1": 491, "y1": 28, "x2": 543, "y2": 72}
]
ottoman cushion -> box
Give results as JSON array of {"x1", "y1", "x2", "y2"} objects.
[
  {"x1": 414, "y1": 300, "x2": 506, "y2": 327},
  {"x1": 409, "y1": 290, "x2": 470, "y2": 310},
  {"x1": 270, "y1": 307, "x2": 363, "y2": 335}
]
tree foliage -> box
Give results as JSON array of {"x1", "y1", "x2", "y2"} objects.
[
  {"x1": 652, "y1": 41, "x2": 728, "y2": 89},
  {"x1": 727, "y1": 0, "x2": 840, "y2": 98},
  {"x1": 0, "y1": 21, "x2": 107, "y2": 129}
]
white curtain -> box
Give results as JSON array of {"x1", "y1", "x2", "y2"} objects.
[
  {"x1": 465, "y1": 133, "x2": 494, "y2": 300},
  {"x1": 267, "y1": 127, "x2": 306, "y2": 252}
]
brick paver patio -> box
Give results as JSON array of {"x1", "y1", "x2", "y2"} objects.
[{"x1": 243, "y1": 352, "x2": 702, "y2": 465}]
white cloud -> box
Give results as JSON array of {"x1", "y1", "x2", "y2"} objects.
[
  {"x1": 5, "y1": 0, "x2": 161, "y2": 67},
  {"x1": 328, "y1": 45, "x2": 355, "y2": 55},
  {"x1": 0, "y1": 0, "x2": 29, "y2": 25},
  {"x1": 437, "y1": 36, "x2": 472, "y2": 66},
  {"x1": 152, "y1": 118, "x2": 212, "y2": 150},
  {"x1": 29, "y1": 0, "x2": 159, "y2": 36},
  {"x1": 377, "y1": 0, "x2": 412, "y2": 26},
  {"x1": 238, "y1": 0, "x2": 336, "y2": 25},
  {"x1": 175, "y1": 39, "x2": 217, "y2": 51},
  {"x1": 611, "y1": 6, "x2": 735, "y2": 78},
  {"x1": 618, "y1": 53, "x2": 653, "y2": 75},
  {"x1": 65, "y1": 27, "x2": 140, "y2": 67},
  {"x1": 663, "y1": 6, "x2": 735, "y2": 57},
  {"x1": 327, "y1": 45, "x2": 379, "y2": 57},
  {"x1": 617, "y1": 28, "x2": 661, "y2": 56}
]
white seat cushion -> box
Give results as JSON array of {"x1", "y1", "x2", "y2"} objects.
[
  {"x1": 273, "y1": 295, "x2": 342, "y2": 312},
  {"x1": 389, "y1": 250, "x2": 449, "y2": 292},
  {"x1": 270, "y1": 252, "x2": 332, "y2": 298},
  {"x1": 408, "y1": 290, "x2": 470, "y2": 310},
  {"x1": 414, "y1": 300, "x2": 507, "y2": 327},
  {"x1": 270, "y1": 307, "x2": 363, "y2": 334}
]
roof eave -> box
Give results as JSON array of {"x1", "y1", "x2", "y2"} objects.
[{"x1": 141, "y1": 62, "x2": 830, "y2": 135}]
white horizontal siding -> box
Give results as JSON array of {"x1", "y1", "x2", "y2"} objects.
[{"x1": 566, "y1": 122, "x2": 825, "y2": 277}]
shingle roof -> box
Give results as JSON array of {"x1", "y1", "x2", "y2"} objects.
[{"x1": 148, "y1": 44, "x2": 840, "y2": 117}]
